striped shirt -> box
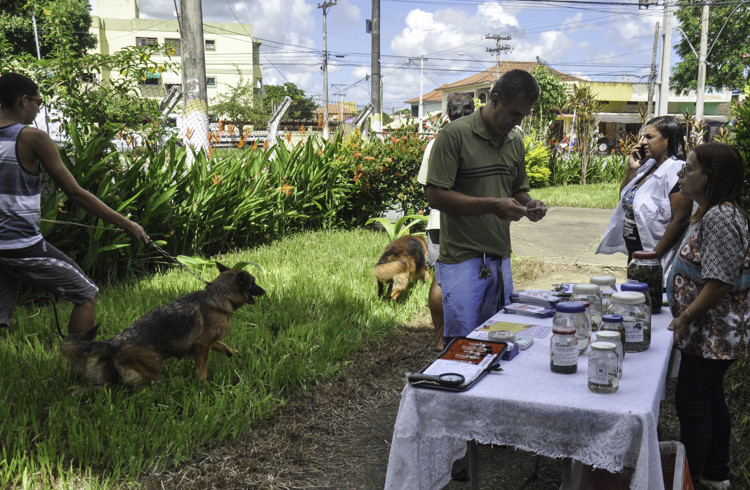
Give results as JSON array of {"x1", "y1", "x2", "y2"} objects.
[{"x1": 0, "y1": 123, "x2": 43, "y2": 249}]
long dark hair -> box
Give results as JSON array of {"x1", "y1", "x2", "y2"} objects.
[
  {"x1": 690, "y1": 142, "x2": 748, "y2": 225},
  {"x1": 645, "y1": 115, "x2": 686, "y2": 161}
]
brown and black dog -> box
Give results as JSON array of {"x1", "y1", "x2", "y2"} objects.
[
  {"x1": 373, "y1": 235, "x2": 431, "y2": 301},
  {"x1": 60, "y1": 263, "x2": 265, "y2": 386}
]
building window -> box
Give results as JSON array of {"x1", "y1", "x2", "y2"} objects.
[
  {"x1": 136, "y1": 37, "x2": 158, "y2": 47},
  {"x1": 165, "y1": 38, "x2": 181, "y2": 56},
  {"x1": 206, "y1": 77, "x2": 216, "y2": 87},
  {"x1": 205, "y1": 39, "x2": 216, "y2": 51}
]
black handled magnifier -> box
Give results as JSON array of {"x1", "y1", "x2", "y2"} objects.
[{"x1": 407, "y1": 372, "x2": 465, "y2": 387}]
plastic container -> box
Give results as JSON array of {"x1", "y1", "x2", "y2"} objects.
[
  {"x1": 571, "y1": 284, "x2": 603, "y2": 331},
  {"x1": 608, "y1": 291, "x2": 650, "y2": 353},
  {"x1": 599, "y1": 314, "x2": 626, "y2": 362},
  {"x1": 627, "y1": 250, "x2": 663, "y2": 314},
  {"x1": 553, "y1": 302, "x2": 590, "y2": 356},
  {"x1": 588, "y1": 341, "x2": 619, "y2": 393}
]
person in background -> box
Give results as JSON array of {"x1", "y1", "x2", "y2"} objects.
[
  {"x1": 597, "y1": 115, "x2": 693, "y2": 281},
  {"x1": 0, "y1": 72, "x2": 150, "y2": 337},
  {"x1": 416, "y1": 93, "x2": 474, "y2": 351},
  {"x1": 667, "y1": 142, "x2": 750, "y2": 490},
  {"x1": 426, "y1": 69, "x2": 547, "y2": 344}
]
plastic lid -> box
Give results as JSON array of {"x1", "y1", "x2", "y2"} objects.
[
  {"x1": 590, "y1": 275, "x2": 616, "y2": 285},
  {"x1": 596, "y1": 331, "x2": 620, "y2": 341},
  {"x1": 552, "y1": 325, "x2": 576, "y2": 335},
  {"x1": 611, "y1": 291, "x2": 646, "y2": 304},
  {"x1": 573, "y1": 283, "x2": 600, "y2": 294},
  {"x1": 621, "y1": 282, "x2": 648, "y2": 293},
  {"x1": 571, "y1": 299, "x2": 590, "y2": 308},
  {"x1": 555, "y1": 301, "x2": 586, "y2": 313},
  {"x1": 590, "y1": 341, "x2": 617, "y2": 351},
  {"x1": 602, "y1": 314, "x2": 624, "y2": 323},
  {"x1": 632, "y1": 250, "x2": 658, "y2": 260}
]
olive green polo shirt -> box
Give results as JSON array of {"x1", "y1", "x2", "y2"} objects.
[{"x1": 426, "y1": 109, "x2": 530, "y2": 264}]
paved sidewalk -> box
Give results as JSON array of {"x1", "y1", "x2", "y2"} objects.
[{"x1": 510, "y1": 206, "x2": 626, "y2": 269}]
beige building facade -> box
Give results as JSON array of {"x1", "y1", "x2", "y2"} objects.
[{"x1": 90, "y1": 0, "x2": 262, "y2": 100}]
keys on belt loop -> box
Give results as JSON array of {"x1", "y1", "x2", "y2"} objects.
[{"x1": 479, "y1": 253, "x2": 491, "y2": 280}]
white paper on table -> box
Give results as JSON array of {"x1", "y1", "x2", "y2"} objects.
[{"x1": 423, "y1": 354, "x2": 497, "y2": 385}]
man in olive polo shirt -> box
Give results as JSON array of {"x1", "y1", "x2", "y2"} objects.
[{"x1": 426, "y1": 69, "x2": 547, "y2": 341}]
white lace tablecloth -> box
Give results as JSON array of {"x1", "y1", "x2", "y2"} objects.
[{"x1": 385, "y1": 311, "x2": 674, "y2": 490}]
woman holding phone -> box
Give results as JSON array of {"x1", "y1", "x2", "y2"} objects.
[{"x1": 597, "y1": 115, "x2": 694, "y2": 281}]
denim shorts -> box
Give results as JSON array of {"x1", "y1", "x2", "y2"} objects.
[
  {"x1": 0, "y1": 239, "x2": 98, "y2": 325},
  {"x1": 436, "y1": 256, "x2": 513, "y2": 338}
]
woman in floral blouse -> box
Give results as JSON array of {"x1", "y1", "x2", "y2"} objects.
[{"x1": 667, "y1": 142, "x2": 750, "y2": 490}]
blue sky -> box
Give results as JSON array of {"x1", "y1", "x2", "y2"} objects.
[{"x1": 90, "y1": 0, "x2": 679, "y2": 113}]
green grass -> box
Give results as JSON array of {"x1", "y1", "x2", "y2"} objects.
[
  {"x1": 532, "y1": 182, "x2": 620, "y2": 209},
  {"x1": 0, "y1": 229, "x2": 431, "y2": 487}
]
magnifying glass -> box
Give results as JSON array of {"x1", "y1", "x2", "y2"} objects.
[{"x1": 407, "y1": 372, "x2": 465, "y2": 387}]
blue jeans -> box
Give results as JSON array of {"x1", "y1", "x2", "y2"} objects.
[
  {"x1": 675, "y1": 352, "x2": 735, "y2": 484},
  {"x1": 436, "y1": 256, "x2": 512, "y2": 339}
]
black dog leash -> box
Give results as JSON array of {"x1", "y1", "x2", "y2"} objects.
[{"x1": 150, "y1": 242, "x2": 211, "y2": 285}]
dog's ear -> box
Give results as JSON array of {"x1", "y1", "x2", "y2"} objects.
[{"x1": 216, "y1": 262, "x2": 230, "y2": 273}]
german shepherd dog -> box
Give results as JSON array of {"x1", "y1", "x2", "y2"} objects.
[
  {"x1": 60, "y1": 263, "x2": 265, "y2": 386},
  {"x1": 373, "y1": 235, "x2": 430, "y2": 301}
]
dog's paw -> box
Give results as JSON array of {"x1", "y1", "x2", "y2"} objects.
[{"x1": 225, "y1": 347, "x2": 239, "y2": 357}]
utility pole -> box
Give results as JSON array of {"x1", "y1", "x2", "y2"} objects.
[
  {"x1": 180, "y1": 0, "x2": 208, "y2": 162},
  {"x1": 332, "y1": 83, "x2": 346, "y2": 131},
  {"x1": 485, "y1": 34, "x2": 512, "y2": 79},
  {"x1": 647, "y1": 22, "x2": 660, "y2": 117},
  {"x1": 370, "y1": 0, "x2": 382, "y2": 135},
  {"x1": 318, "y1": 0, "x2": 336, "y2": 140},
  {"x1": 657, "y1": 0, "x2": 673, "y2": 116},
  {"x1": 695, "y1": 3, "x2": 709, "y2": 121},
  {"x1": 409, "y1": 56, "x2": 427, "y2": 132}
]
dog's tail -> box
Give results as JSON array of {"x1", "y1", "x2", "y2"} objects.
[
  {"x1": 60, "y1": 329, "x2": 116, "y2": 375},
  {"x1": 373, "y1": 261, "x2": 408, "y2": 283}
]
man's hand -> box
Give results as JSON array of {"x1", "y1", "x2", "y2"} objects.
[
  {"x1": 524, "y1": 199, "x2": 547, "y2": 222},
  {"x1": 122, "y1": 220, "x2": 150, "y2": 244},
  {"x1": 490, "y1": 198, "x2": 528, "y2": 222}
]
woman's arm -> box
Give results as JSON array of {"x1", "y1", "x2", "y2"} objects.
[
  {"x1": 668, "y1": 279, "x2": 732, "y2": 343},
  {"x1": 653, "y1": 192, "x2": 693, "y2": 258}
]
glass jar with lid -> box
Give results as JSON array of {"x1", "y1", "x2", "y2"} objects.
[
  {"x1": 588, "y1": 341, "x2": 619, "y2": 393},
  {"x1": 608, "y1": 291, "x2": 650, "y2": 353},
  {"x1": 620, "y1": 281, "x2": 651, "y2": 313},
  {"x1": 599, "y1": 314, "x2": 626, "y2": 361},
  {"x1": 550, "y1": 325, "x2": 578, "y2": 374},
  {"x1": 595, "y1": 330, "x2": 623, "y2": 378},
  {"x1": 590, "y1": 275, "x2": 617, "y2": 311},
  {"x1": 627, "y1": 250, "x2": 663, "y2": 314},
  {"x1": 571, "y1": 284, "x2": 602, "y2": 331},
  {"x1": 553, "y1": 302, "x2": 590, "y2": 355}
]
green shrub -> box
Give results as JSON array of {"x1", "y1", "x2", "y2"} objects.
[{"x1": 523, "y1": 132, "x2": 552, "y2": 188}]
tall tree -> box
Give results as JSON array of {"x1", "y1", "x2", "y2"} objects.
[
  {"x1": 263, "y1": 82, "x2": 317, "y2": 120},
  {"x1": 530, "y1": 66, "x2": 567, "y2": 139},
  {"x1": 569, "y1": 84, "x2": 603, "y2": 185},
  {"x1": 672, "y1": 3, "x2": 750, "y2": 94},
  {"x1": 210, "y1": 73, "x2": 269, "y2": 135},
  {"x1": 0, "y1": 0, "x2": 96, "y2": 58}
]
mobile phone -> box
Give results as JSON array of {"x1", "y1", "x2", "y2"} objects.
[{"x1": 637, "y1": 146, "x2": 646, "y2": 160}]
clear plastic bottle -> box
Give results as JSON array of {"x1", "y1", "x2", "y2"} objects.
[
  {"x1": 595, "y1": 330, "x2": 623, "y2": 378},
  {"x1": 588, "y1": 341, "x2": 619, "y2": 393},
  {"x1": 599, "y1": 314, "x2": 626, "y2": 362},
  {"x1": 571, "y1": 284, "x2": 603, "y2": 331},
  {"x1": 550, "y1": 325, "x2": 578, "y2": 374},
  {"x1": 553, "y1": 302, "x2": 590, "y2": 356},
  {"x1": 608, "y1": 291, "x2": 650, "y2": 353},
  {"x1": 627, "y1": 250, "x2": 663, "y2": 314},
  {"x1": 590, "y1": 275, "x2": 617, "y2": 312}
]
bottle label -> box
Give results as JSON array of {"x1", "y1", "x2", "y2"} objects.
[
  {"x1": 622, "y1": 316, "x2": 644, "y2": 342},
  {"x1": 552, "y1": 342, "x2": 578, "y2": 366},
  {"x1": 590, "y1": 362, "x2": 610, "y2": 385}
]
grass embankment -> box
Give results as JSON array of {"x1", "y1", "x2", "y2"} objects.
[{"x1": 533, "y1": 182, "x2": 620, "y2": 209}]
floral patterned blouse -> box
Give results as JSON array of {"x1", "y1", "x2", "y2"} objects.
[{"x1": 667, "y1": 204, "x2": 750, "y2": 360}]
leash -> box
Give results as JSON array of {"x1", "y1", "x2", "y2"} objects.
[
  {"x1": 150, "y1": 242, "x2": 211, "y2": 285},
  {"x1": 49, "y1": 293, "x2": 65, "y2": 339}
]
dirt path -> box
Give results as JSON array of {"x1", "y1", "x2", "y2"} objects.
[{"x1": 138, "y1": 263, "x2": 679, "y2": 489}]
